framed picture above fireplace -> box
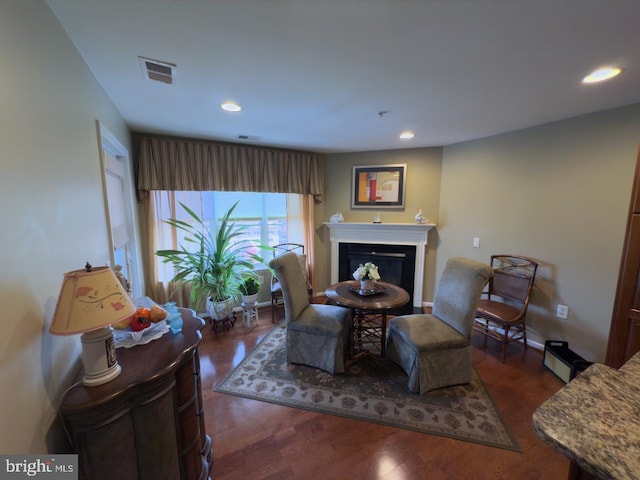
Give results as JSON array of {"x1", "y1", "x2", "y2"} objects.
[{"x1": 351, "y1": 163, "x2": 406, "y2": 209}]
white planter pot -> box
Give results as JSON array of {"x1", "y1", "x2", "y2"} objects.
[
  {"x1": 360, "y1": 279, "x2": 375, "y2": 293},
  {"x1": 206, "y1": 297, "x2": 234, "y2": 320},
  {"x1": 241, "y1": 294, "x2": 258, "y2": 305}
]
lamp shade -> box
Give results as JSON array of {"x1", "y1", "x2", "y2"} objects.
[{"x1": 50, "y1": 265, "x2": 135, "y2": 336}]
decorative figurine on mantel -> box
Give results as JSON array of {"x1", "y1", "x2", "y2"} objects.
[
  {"x1": 414, "y1": 209, "x2": 428, "y2": 224},
  {"x1": 330, "y1": 212, "x2": 344, "y2": 223}
]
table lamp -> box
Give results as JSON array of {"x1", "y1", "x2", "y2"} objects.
[{"x1": 50, "y1": 263, "x2": 136, "y2": 387}]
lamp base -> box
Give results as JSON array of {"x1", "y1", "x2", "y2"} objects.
[{"x1": 80, "y1": 326, "x2": 121, "y2": 387}]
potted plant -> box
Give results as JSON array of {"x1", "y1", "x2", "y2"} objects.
[
  {"x1": 239, "y1": 275, "x2": 261, "y2": 304},
  {"x1": 156, "y1": 201, "x2": 267, "y2": 320}
]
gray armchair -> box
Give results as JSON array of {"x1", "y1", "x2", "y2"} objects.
[
  {"x1": 386, "y1": 257, "x2": 493, "y2": 394},
  {"x1": 269, "y1": 252, "x2": 350, "y2": 374}
]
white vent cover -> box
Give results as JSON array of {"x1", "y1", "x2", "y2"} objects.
[{"x1": 138, "y1": 56, "x2": 176, "y2": 84}]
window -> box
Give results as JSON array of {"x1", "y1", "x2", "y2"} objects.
[
  {"x1": 154, "y1": 191, "x2": 302, "y2": 283},
  {"x1": 98, "y1": 121, "x2": 142, "y2": 298}
]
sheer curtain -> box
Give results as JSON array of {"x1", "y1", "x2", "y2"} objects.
[
  {"x1": 143, "y1": 191, "x2": 315, "y2": 308},
  {"x1": 287, "y1": 194, "x2": 316, "y2": 285}
]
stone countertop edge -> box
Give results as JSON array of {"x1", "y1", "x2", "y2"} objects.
[{"x1": 532, "y1": 359, "x2": 640, "y2": 480}]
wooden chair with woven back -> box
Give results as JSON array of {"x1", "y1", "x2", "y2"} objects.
[
  {"x1": 473, "y1": 254, "x2": 539, "y2": 362},
  {"x1": 270, "y1": 243, "x2": 313, "y2": 323}
]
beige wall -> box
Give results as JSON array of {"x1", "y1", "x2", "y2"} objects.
[
  {"x1": 319, "y1": 105, "x2": 640, "y2": 363},
  {"x1": 0, "y1": 1, "x2": 131, "y2": 453},
  {"x1": 438, "y1": 105, "x2": 640, "y2": 362},
  {"x1": 316, "y1": 148, "x2": 443, "y2": 300}
]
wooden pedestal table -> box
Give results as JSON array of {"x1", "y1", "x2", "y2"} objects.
[
  {"x1": 326, "y1": 281, "x2": 409, "y2": 366},
  {"x1": 59, "y1": 308, "x2": 213, "y2": 480}
]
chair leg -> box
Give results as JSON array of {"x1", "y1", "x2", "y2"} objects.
[
  {"x1": 482, "y1": 319, "x2": 488, "y2": 347},
  {"x1": 271, "y1": 295, "x2": 277, "y2": 323},
  {"x1": 502, "y1": 324, "x2": 509, "y2": 363}
]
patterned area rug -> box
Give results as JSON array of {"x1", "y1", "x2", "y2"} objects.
[{"x1": 215, "y1": 324, "x2": 520, "y2": 451}]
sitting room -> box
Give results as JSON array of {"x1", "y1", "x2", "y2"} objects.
[{"x1": 2, "y1": 1, "x2": 640, "y2": 479}]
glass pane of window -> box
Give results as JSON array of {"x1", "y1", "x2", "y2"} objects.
[
  {"x1": 155, "y1": 191, "x2": 298, "y2": 282},
  {"x1": 114, "y1": 245, "x2": 130, "y2": 292}
]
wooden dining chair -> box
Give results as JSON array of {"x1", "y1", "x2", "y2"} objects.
[{"x1": 473, "y1": 254, "x2": 539, "y2": 362}]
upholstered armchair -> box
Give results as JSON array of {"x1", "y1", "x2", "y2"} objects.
[
  {"x1": 269, "y1": 252, "x2": 350, "y2": 374},
  {"x1": 270, "y1": 243, "x2": 312, "y2": 323},
  {"x1": 386, "y1": 257, "x2": 493, "y2": 394}
]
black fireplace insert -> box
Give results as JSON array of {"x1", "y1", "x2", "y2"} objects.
[{"x1": 338, "y1": 242, "x2": 417, "y2": 315}]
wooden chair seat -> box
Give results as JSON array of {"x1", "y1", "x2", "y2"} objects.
[{"x1": 476, "y1": 299, "x2": 523, "y2": 325}]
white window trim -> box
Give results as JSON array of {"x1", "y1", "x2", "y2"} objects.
[{"x1": 96, "y1": 121, "x2": 144, "y2": 299}]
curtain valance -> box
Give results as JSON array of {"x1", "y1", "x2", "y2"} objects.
[{"x1": 134, "y1": 133, "x2": 324, "y2": 202}]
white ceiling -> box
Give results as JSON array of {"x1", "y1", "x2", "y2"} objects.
[{"x1": 47, "y1": 0, "x2": 640, "y2": 154}]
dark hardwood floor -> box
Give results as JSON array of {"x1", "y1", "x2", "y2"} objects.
[{"x1": 200, "y1": 305, "x2": 569, "y2": 480}]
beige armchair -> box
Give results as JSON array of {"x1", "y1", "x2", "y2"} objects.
[
  {"x1": 269, "y1": 252, "x2": 350, "y2": 374},
  {"x1": 270, "y1": 243, "x2": 312, "y2": 323},
  {"x1": 386, "y1": 257, "x2": 493, "y2": 394}
]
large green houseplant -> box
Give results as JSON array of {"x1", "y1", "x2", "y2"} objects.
[{"x1": 156, "y1": 201, "x2": 267, "y2": 320}]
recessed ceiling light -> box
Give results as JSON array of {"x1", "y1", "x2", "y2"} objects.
[
  {"x1": 399, "y1": 131, "x2": 415, "y2": 140},
  {"x1": 221, "y1": 102, "x2": 242, "y2": 112},
  {"x1": 582, "y1": 66, "x2": 623, "y2": 84}
]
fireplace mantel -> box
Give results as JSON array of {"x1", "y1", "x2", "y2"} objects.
[{"x1": 324, "y1": 222, "x2": 435, "y2": 308}]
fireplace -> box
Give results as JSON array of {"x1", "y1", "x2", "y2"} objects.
[
  {"x1": 339, "y1": 242, "x2": 416, "y2": 314},
  {"x1": 324, "y1": 222, "x2": 435, "y2": 311}
]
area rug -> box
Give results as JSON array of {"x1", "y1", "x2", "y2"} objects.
[{"x1": 215, "y1": 324, "x2": 520, "y2": 451}]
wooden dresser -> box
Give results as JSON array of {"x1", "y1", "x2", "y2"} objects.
[{"x1": 59, "y1": 308, "x2": 212, "y2": 480}]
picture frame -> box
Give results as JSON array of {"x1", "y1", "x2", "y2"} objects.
[{"x1": 351, "y1": 163, "x2": 407, "y2": 209}]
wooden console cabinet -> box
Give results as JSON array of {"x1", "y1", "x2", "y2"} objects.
[{"x1": 59, "y1": 308, "x2": 212, "y2": 480}]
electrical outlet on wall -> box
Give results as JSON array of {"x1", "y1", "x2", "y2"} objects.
[
  {"x1": 556, "y1": 304, "x2": 569, "y2": 319},
  {"x1": 473, "y1": 237, "x2": 480, "y2": 248}
]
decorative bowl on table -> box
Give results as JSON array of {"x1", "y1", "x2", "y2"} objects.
[{"x1": 113, "y1": 297, "x2": 170, "y2": 348}]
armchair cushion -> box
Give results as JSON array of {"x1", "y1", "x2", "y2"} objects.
[
  {"x1": 290, "y1": 304, "x2": 347, "y2": 335},
  {"x1": 389, "y1": 314, "x2": 468, "y2": 351}
]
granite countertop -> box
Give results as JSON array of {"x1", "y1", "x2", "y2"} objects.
[{"x1": 532, "y1": 354, "x2": 640, "y2": 480}]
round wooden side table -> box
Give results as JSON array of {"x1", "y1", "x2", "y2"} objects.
[{"x1": 326, "y1": 281, "x2": 409, "y2": 365}]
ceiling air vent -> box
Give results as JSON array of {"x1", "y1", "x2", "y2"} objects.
[{"x1": 138, "y1": 56, "x2": 176, "y2": 84}]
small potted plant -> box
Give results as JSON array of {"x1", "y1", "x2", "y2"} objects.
[{"x1": 239, "y1": 275, "x2": 260, "y2": 304}]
